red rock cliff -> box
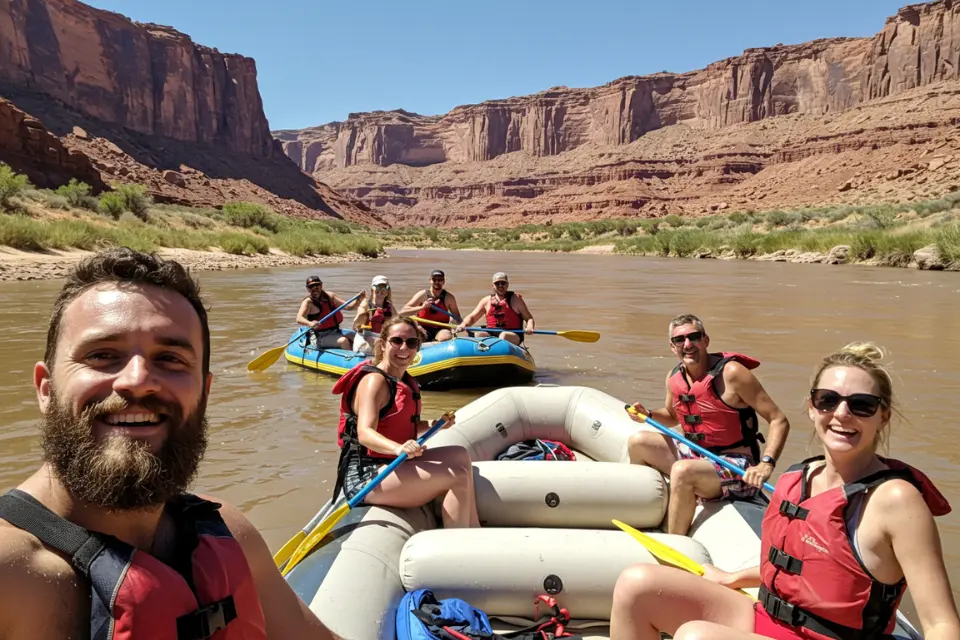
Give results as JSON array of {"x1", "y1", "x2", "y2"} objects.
[
  {"x1": 277, "y1": 1, "x2": 959, "y2": 173},
  {"x1": 0, "y1": 0, "x2": 275, "y2": 157}
]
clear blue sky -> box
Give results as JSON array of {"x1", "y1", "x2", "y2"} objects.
[{"x1": 85, "y1": 0, "x2": 907, "y2": 130}]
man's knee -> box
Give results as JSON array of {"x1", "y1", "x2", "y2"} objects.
[
  {"x1": 627, "y1": 430, "x2": 663, "y2": 459},
  {"x1": 436, "y1": 329, "x2": 452, "y2": 341},
  {"x1": 670, "y1": 459, "x2": 718, "y2": 495}
]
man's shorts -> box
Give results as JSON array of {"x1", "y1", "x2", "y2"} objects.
[
  {"x1": 676, "y1": 441, "x2": 759, "y2": 501},
  {"x1": 309, "y1": 328, "x2": 347, "y2": 349}
]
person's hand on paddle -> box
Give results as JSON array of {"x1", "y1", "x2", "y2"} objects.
[
  {"x1": 701, "y1": 564, "x2": 737, "y2": 588},
  {"x1": 628, "y1": 402, "x2": 649, "y2": 422},
  {"x1": 434, "y1": 413, "x2": 455, "y2": 430},
  {"x1": 742, "y1": 461, "x2": 774, "y2": 489},
  {"x1": 395, "y1": 439, "x2": 425, "y2": 458},
  {"x1": 454, "y1": 322, "x2": 466, "y2": 334},
  {"x1": 524, "y1": 323, "x2": 534, "y2": 335}
]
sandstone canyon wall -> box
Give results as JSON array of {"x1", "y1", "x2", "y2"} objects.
[
  {"x1": 0, "y1": 0, "x2": 381, "y2": 224},
  {"x1": 275, "y1": 0, "x2": 960, "y2": 227}
]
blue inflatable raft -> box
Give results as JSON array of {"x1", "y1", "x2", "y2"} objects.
[{"x1": 283, "y1": 328, "x2": 536, "y2": 390}]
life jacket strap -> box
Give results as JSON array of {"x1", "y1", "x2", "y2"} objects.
[
  {"x1": 0, "y1": 489, "x2": 108, "y2": 577},
  {"x1": 683, "y1": 415, "x2": 703, "y2": 426},
  {"x1": 176, "y1": 595, "x2": 237, "y2": 639},
  {"x1": 759, "y1": 586, "x2": 877, "y2": 640}
]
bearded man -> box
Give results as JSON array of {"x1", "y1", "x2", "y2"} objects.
[{"x1": 0, "y1": 248, "x2": 335, "y2": 639}]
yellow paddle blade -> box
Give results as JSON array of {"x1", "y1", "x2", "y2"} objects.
[
  {"x1": 612, "y1": 519, "x2": 757, "y2": 600},
  {"x1": 247, "y1": 345, "x2": 285, "y2": 372},
  {"x1": 612, "y1": 519, "x2": 705, "y2": 576},
  {"x1": 411, "y1": 317, "x2": 455, "y2": 329},
  {"x1": 273, "y1": 531, "x2": 306, "y2": 567},
  {"x1": 281, "y1": 502, "x2": 350, "y2": 577},
  {"x1": 556, "y1": 330, "x2": 600, "y2": 343}
]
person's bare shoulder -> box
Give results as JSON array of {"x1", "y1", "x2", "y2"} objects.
[{"x1": 0, "y1": 521, "x2": 88, "y2": 639}]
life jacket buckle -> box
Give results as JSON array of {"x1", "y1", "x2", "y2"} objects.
[
  {"x1": 778, "y1": 500, "x2": 809, "y2": 520},
  {"x1": 768, "y1": 546, "x2": 804, "y2": 575},
  {"x1": 683, "y1": 415, "x2": 702, "y2": 426},
  {"x1": 176, "y1": 595, "x2": 236, "y2": 639},
  {"x1": 761, "y1": 587, "x2": 799, "y2": 626},
  {"x1": 679, "y1": 394, "x2": 696, "y2": 403}
]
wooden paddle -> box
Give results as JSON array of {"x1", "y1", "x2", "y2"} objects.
[
  {"x1": 279, "y1": 412, "x2": 454, "y2": 576},
  {"x1": 411, "y1": 316, "x2": 601, "y2": 344},
  {"x1": 247, "y1": 291, "x2": 363, "y2": 372},
  {"x1": 612, "y1": 519, "x2": 755, "y2": 598}
]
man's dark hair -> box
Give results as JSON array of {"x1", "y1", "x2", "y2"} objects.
[{"x1": 44, "y1": 248, "x2": 211, "y2": 374}]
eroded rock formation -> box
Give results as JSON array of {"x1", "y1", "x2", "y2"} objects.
[{"x1": 276, "y1": 0, "x2": 960, "y2": 227}]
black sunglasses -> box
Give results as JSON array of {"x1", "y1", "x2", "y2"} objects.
[
  {"x1": 308, "y1": 283, "x2": 322, "y2": 289},
  {"x1": 670, "y1": 331, "x2": 704, "y2": 346},
  {"x1": 387, "y1": 336, "x2": 421, "y2": 349},
  {"x1": 494, "y1": 281, "x2": 508, "y2": 286},
  {"x1": 810, "y1": 389, "x2": 885, "y2": 418}
]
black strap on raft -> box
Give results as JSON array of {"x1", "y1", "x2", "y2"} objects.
[{"x1": 0, "y1": 490, "x2": 237, "y2": 639}]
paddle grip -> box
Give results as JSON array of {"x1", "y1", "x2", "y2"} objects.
[
  {"x1": 626, "y1": 405, "x2": 775, "y2": 493},
  {"x1": 347, "y1": 413, "x2": 453, "y2": 508}
]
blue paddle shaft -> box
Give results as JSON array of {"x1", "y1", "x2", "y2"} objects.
[
  {"x1": 430, "y1": 303, "x2": 460, "y2": 322},
  {"x1": 290, "y1": 291, "x2": 362, "y2": 348},
  {"x1": 627, "y1": 406, "x2": 775, "y2": 493},
  {"x1": 348, "y1": 415, "x2": 451, "y2": 507}
]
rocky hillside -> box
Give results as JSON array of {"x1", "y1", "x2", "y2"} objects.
[
  {"x1": 0, "y1": 0, "x2": 383, "y2": 226},
  {"x1": 276, "y1": 0, "x2": 960, "y2": 227}
]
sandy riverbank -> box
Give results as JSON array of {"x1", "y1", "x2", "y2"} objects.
[{"x1": 0, "y1": 247, "x2": 376, "y2": 283}]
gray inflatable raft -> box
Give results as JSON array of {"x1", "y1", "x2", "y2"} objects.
[{"x1": 283, "y1": 385, "x2": 922, "y2": 640}]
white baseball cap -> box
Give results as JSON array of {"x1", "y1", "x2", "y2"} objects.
[
  {"x1": 492, "y1": 272, "x2": 509, "y2": 283},
  {"x1": 371, "y1": 275, "x2": 390, "y2": 287}
]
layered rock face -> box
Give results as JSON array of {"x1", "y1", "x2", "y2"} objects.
[
  {"x1": 0, "y1": 0, "x2": 381, "y2": 225},
  {"x1": 0, "y1": 0, "x2": 274, "y2": 157},
  {"x1": 277, "y1": 0, "x2": 960, "y2": 227},
  {"x1": 0, "y1": 97, "x2": 106, "y2": 191}
]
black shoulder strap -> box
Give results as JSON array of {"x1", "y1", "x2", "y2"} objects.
[
  {"x1": 0, "y1": 489, "x2": 107, "y2": 577},
  {"x1": 708, "y1": 354, "x2": 735, "y2": 378},
  {"x1": 845, "y1": 468, "x2": 918, "y2": 499},
  {"x1": 785, "y1": 455, "x2": 824, "y2": 474},
  {"x1": 439, "y1": 289, "x2": 447, "y2": 302}
]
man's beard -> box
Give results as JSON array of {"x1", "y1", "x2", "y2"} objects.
[{"x1": 40, "y1": 387, "x2": 209, "y2": 510}]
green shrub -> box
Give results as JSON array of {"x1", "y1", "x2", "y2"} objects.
[
  {"x1": 727, "y1": 212, "x2": 750, "y2": 225},
  {"x1": 663, "y1": 214, "x2": 684, "y2": 228},
  {"x1": 222, "y1": 202, "x2": 280, "y2": 232},
  {"x1": 55, "y1": 179, "x2": 92, "y2": 208},
  {"x1": 669, "y1": 230, "x2": 706, "y2": 257},
  {"x1": 98, "y1": 192, "x2": 126, "y2": 220},
  {"x1": 935, "y1": 223, "x2": 960, "y2": 263},
  {"x1": 0, "y1": 164, "x2": 31, "y2": 211},
  {"x1": 115, "y1": 184, "x2": 151, "y2": 221}
]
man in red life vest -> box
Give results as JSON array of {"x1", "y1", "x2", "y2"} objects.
[
  {"x1": 0, "y1": 249, "x2": 336, "y2": 639},
  {"x1": 454, "y1": 272, "x2": 535, "y2": 346},
  {"x1": 400, "y1": 270, "x2": 463, "y2": 342},
  {"x1": 296, "y1": 274, "x2": 365, "y2": 350},
  {"x1": 628, "y1": 313, "x2": 791, "y2": 536}
]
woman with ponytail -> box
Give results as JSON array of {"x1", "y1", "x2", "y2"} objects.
[
  {"x1": 332, "y1": 316, "x2": 480, "y2": 528},
  {"x1": 610, "y1": 342, "x2": 958, "y2": 640}
]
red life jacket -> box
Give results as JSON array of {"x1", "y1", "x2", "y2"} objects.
[
  {"x1": 667, "y1": 352, "x2": 764, "y2": 458},
  {"x1": 0, "y1": 489, "x2": 267, "y2": 640},
  {"x1": 759, "y1": 455, "x2": 951, "y2": 640},
  {"x1": 367, "y1": 300, "x2": 394, "y2": 333},
  {"x1": 417, "y1": 289, "x2": 451, "y2": 323},
  {"x1": 486, "y1": 291, "x2": 523, "y2": 330},
  {"x1": 333, "y1": 362, "x2": 421, "y2": 461},
  {"x1": 305, "y1": 291, "x2": 343, "y2": 331}
]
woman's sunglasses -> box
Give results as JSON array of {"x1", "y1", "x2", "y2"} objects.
[
  {"x1": 810, "y1": 389, "x2": 885, "y2": 418},
  {"x1": 374, "y1": 284, "x2": 390, "y2": 291},
  {"x1": 387, "y1": 336, "x2": 420, "y2": 349},
  {"x1": 670, "y1": 331, "x2": 704, "y2": 346}
]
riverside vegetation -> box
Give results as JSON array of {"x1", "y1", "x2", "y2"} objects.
[
  {"x1": 3, "y1": 162, "x2": 960, "y2": 270},
  {"x1": 378, "y1": 196, "x2": 960, "y2": 269},
  {"x1": 0, "y1": 163, "x2": 382, "y2": 259}
]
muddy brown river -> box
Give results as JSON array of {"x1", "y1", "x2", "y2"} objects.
[{"x1": 1, "y1": 249, "x2": 957, "y2": 620}]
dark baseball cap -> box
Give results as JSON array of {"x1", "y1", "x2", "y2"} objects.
[
  {"x1": 430, "y1": 270, "x2": 445, "y2": 278},
  {"x1": 305, "y1": 275, "x2": 322, "y2": 286}
]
